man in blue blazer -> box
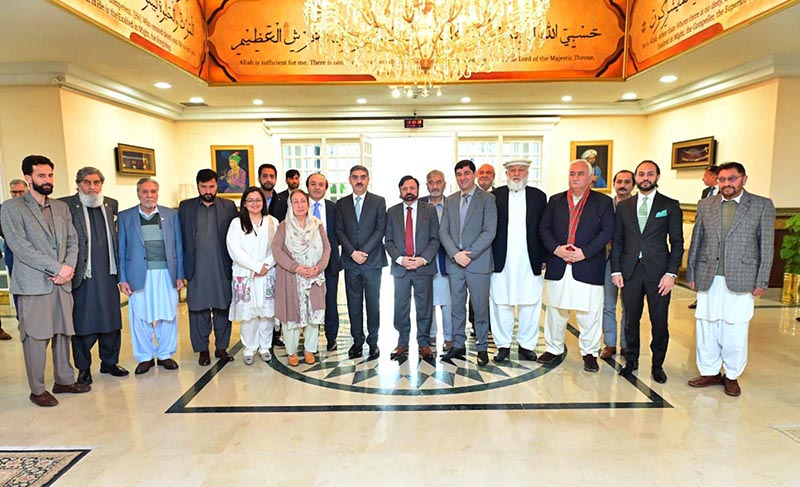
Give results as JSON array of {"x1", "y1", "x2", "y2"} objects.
[
  {"x1": 119, "y1": 178, "x2": 184, "y2": 375},
  {"x1": 307, "y1": 173, "x2": 342, "y2": 352},
  {"x1": 538, "y1": 160, "x2": 615, "y2": 372}
]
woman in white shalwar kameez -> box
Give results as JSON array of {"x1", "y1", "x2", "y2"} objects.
[{"x1": 226, "y1": 187, "x2": 279, "y2": 365}]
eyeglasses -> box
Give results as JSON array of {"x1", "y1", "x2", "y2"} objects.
[
  {"x1": 245, "y1": 199, "x2": 262, "y2": 204},
  {"x1": 717, "y1": 175, "x2": 743, "y2": 184}
]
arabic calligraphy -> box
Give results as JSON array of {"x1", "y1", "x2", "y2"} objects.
[
  {"x1": 231, "y1": 22, "x2": 320, "y2": 53},
  {"x1": 142, "y1": 0, "x2": 197, "y2": 39},
  {"x1": 643, "y1": 0, "x2": 696, "y2": 33}
]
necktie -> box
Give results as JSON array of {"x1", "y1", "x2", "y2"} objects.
[
  {"x1": 355, "y1": 196, "x2": 362, "y2": 223},
  {"x1": 638, "y1": 195, "x2": 649, "y2": 232},
  {"x1": 405, "y1": 206, "x2": 414, "y2": 257},
  {"x1": 313, "y1": 201, "x2": 321, "y2": 219},
  {"x1": 459, "y1": 193, "x2": 470, "y2": 246},
  {"x1": 708, "y1": 187, "x2": 715, "y2": 197}
]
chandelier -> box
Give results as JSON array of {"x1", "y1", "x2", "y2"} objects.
[{"x1": 304, "y1": 0, "x2": 550, "y2": 88}]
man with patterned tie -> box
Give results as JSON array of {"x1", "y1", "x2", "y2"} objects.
[
  {"x1": 384, "y1": 176, "x2": 440, "y2": 360},
  {"x1": 612, "y1": 160, "x2": 683, "y2": 383},
  {"x1": 420, "y1": 170, "x2": 452, "y2": 351},
  {"x1": 336, "y1": 165, "x2": 387, "y2": 360}
]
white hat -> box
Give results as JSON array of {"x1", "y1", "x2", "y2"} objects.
[{"x1": 502, "y1": 159, "x2": 531, "y2": 169}]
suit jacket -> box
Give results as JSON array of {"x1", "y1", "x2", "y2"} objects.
[
  {"x1": 438, "y1": 188, "x2": 497, "y2": 274},
  {"x1": 701, "y1": 186, "x2": 717, "y2": 199},
  {"x1": 58, "y1": 193, "x2": 119, "y2": 290},
  {"x1": 118, "y1": 204, "x2": 184, "y2": 291},
  {"x1": 539, "y1": 190, "x2": 614, "y2": 285},
  {"x1": 336, "y1": 192, "x2": 388, "y2": 270},
  {"x1": 384, "y1": 200, "x2": 440, "y2": 277},
  {"x1": 611, "y1": 191, "x2": 684, "y2": 281},
  {"x1": 0, "y1": 192, "x2": 78, "y2": 295},
  {"x1": 492, "y1": 186, "x2": 547, "y2": 275},
  {"x1": 315, "y1": 199, "x2": 341, "y2": 275},
  {"x1": 687, "y1": 190, "x2": 775, "y2": 292},
  {"x1": 267, "y1": 192, "x2": 288, "y2": 222},
  {"x1": 419, "y1": 195, "x2": 448, "y2": 277},
  {"x1": 178, "y1": 196, "x2": 237, "y2": 281}
]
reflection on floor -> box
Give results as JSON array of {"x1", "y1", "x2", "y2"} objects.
[{"x1": 0, "y1": 277, "x2": 799, "y2": 486}]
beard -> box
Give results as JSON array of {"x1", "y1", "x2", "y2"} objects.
[
  {"x1": 79, "y1": 191, "x2": 103, "y2": 208},
  {"x1": 636, "y1": 180, "x2": 656, "y2": 192},
  {"x1": 32, "y1": 182, "x2": 53, "y2": 196},
  {"x1": 261, "y1": 182, "x2": 274, "y2": 192},
  {"x1": 200, "y1": 192, "x2": 216, "y2": 203},
  {"x1": 508, "y1": 178, "x2": 528, "y2": 192}
]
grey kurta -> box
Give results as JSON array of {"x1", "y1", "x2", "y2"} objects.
[
  {"x1": 186, "y1": 204, "x2": 231, "y2": 310},
  {"x1": 72, "y1": 206, "x2": 122, "y2": 334}
]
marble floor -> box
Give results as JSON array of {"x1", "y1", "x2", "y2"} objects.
[{"x1": 1, "y1": 277, "x2": 799, "y2": 486}]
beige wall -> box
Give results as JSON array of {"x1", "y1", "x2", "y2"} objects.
[{"x1": 770, "y1": 78, "x2": 800, "y2": 208}]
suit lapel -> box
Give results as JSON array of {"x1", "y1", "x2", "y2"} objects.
[
  {"x1": 23, "y1": 194, "x2": 54, "y2": 239},
  {"x1": 707, "y1": 196, "x2": 723, "y2": 240},
  {"x1": 727, "y1": 191, "x2": 751, "y2": 236},
  {"x1": 70, "y1": 197, "x2": 87, "y2": 239},
  {"x1": 463, "y1": 190, "x2": 481, "y2": 228},
  {"x1": 641, "y1": 192, "x2": 661, "y2": 236}
]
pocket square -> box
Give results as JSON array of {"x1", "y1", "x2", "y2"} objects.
[{"x1": 655, "y1": 209, "x2": 668, "y2": 218}]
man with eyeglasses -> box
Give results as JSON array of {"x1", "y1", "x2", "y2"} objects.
[
  {"x1": 0, "y1": 178, "x2": 28, "y2": 338},
  {"x1": 686, "y1": 162, "x2": 774, "y2": 397}
]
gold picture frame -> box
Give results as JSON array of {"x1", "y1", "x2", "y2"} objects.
[
  {"x1": 210, "y1": 145, "x2": 256, "y2": 200},
  {"x1": 115, "y1": 143, "x2": 156, "y2": 176},
  {"x1": 671, "y1": 136, "x2": 716, "y2": 169},
  {"x1": 571, "y1": 140, "x2": 613, "y2": 193}
]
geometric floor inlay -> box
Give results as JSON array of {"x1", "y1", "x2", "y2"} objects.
[{"x1": 0, "y1": 449, "x2": 90, "y2": 487}]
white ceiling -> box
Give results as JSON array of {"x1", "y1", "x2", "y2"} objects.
[{"x1": 1, "y1": 0, "x2": 799, "y2": 118}]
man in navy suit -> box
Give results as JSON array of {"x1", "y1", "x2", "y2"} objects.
[
  {"x1": 336, "y1": 165, "x2": 387, "y2": 360},
  {"x1": 118, "y1": 178, "x2": 184, "y2": 375},
  {"x1": 612, "y1": 160, "x2": 683, "y2": 383},
  {"x1": 538, "y1": 160, "x2": 615, "y2": 372},
  {"x1": 307, "y1": 173, "x2": 342, "y2": 352}
]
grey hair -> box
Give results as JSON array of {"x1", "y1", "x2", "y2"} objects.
[
  {"x1": 9, "y1": 179, "x2": 27, "y2": 188},
  {"x1": 136, "y1": 178, "x2": 159, "y2": 190},
  {"x1": 75, "y1": 166, "x2": 105, "y2": 185},
  {"x1": 571, "y1": 159, "x2": 593, "y2": 173},
  {"x1": 426, "y1": 169, "x2": 445, "y2": 182}
]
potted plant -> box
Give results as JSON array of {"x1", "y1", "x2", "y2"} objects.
[{"x1": 779, "y1": 214, "x2": 800, "y2": 304}]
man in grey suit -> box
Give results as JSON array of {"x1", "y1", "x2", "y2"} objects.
[
  {"x1": 118, "y1": 178, "x2": 185, "y2": 375},
  {"x1": 439, "y1": 160, "x2": 498, "y2": 366},
  {"x1": 384, "y1": 175, "x2": 440, "y2": 361},
  {"x1": 686, "y1": 162, "x2": 774, "y2": 397},
  {"x1": 1, "y1": 155, "x2": 90, "y2": 407},
  {"x1": 59, "y1": 167, "x2": 128, "y2": 385},
  {"x1": 336, "y1": 165, "x2": 387, "y2": 360}
]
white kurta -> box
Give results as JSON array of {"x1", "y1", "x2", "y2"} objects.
[
  {"x1": 545, "y1": 265, "x2": 604, "y2": 312},
  {"x1": 543, "y1": 266, "x2": 604, "y2": 356},
  {"x1": 226, "y1": 216, "x2": 278, "y2": 322}
]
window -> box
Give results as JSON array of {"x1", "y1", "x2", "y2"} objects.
[
  {"x1": 456, "y1": 136, "x2": 543, "y2": 188},
  {"x1": 281, "y1": 138, "x2": 369, "y2": 201}
]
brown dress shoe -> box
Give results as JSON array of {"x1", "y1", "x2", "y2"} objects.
[
  {"x1": 198, "y1": 351, "x2": 211, "y2": 366},
  {"x1": 52, "y1": 382, "x2": 91, "y2": 394},
  {"x1": 215, "y1": 349, "x2": 234, "y2": 363},
  {"x1": 688, "y1": 374, "x2": 723, "y2": 388},
  {"x1": 135, "y1": 359, "x2": 156, "y2": 375},
  {"x1": 419, "y1": 345, "x2": 433, "y2": 359},
  {"x1": 0, "y1": 327, "x2": 12, "y2": 340},
  {"x1": 723, "y1": 377, "x2": 741, "y2": 396},
  {"x1": 30, "y1": 391, "x2": 58, "y2": 407},
  {"x1": 304, "y1": 351, "x2": 316, "y2": 364},
  {"x1": 390, "y1": 346, "x2": 408, "y2": 360},
  {"x1": 158, "y1": 358, "x2": 179, "y2": 370},
  {"x1": 599, "y1": 346, "x2": 616, "y2": 359}
]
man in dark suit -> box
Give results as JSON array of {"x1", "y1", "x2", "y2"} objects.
[
  {"x1": 700, "y1": 164, "x2": 719, "y2": 199},
  {"x1": 336, "y1": 165, "x2": 387, "y2": 360},
  {"x1": 59, "y1": 167, "x2": 127, "y2": 385},
  {"x1": 490, "y1": 160, "x2": 547, "y2": 363},
  {"x1": 179, "y1": 169, "x2": 238, "y2": 366},
  {"x1": 258, "y1": 163, "x2": 288, "y2": 222},
  {"x1": 538, "y1": 160, "x2": 615, "y2": 372},
  {"x1": 307, "y1": 173, "x2": 341, "y2": 352},
  {"x1": 277, "y1": 169, "x2": 301, "y2": 200},
  {"x1": 611, "y1": 160, "x2": 684, "y2": 383},
  {"x1": 439, "y1": 160, "x2": 497, "y2": 366},
  {"x1": 384, "y1": 175, "x2": 440, "y2": 360},
  {"x1": 687, "y1": 162, "x2": 774, "y2": 397}
]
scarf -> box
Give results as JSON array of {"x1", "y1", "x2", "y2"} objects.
[
  {"x1": 78, "y1": 192, "x2": 117, "y2": 278},
  {"x1": 567, "y1": 189, "x2": 590, "y2": 245},
  {"x1": 285, "y1": 209, "x2": 325, "y2": 288}
]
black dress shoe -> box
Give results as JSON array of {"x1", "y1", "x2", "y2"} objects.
[
  {"x1": 582, "y1": 354, "x2": 599, "y2": 372},
  {"x1": 518, "y1": 346, "x2": 538, "y2": 361},
  {"x1": 272, "y1": 336, "x2": 285, "y2": 348},
  {"x1": 135, "y1": 359, "x2": 156, "y2": 375},
  {"x1": 367, "y1": 346, "x2": 380, "y2": 360},
  {"x1": 440, "y1": 347, "x2": 466, "y2": 362},
  {"x1": 477, "y1": 351, "x2": 489, "y2": 366},
  {"x1": 536, "y1": 351, "x2": 559, "y2": 365},
  {"x1": 100, "y1": 363, "x2": 129, "y2": 377},
  {"x1": 77, "y1": 369, "x2": 92, "y2": 385},
  {"x1": 157, "y1": 358, "x2": 179, "y2": 370},
  {"x1": 215, "y1": 349, "x2": 234, "y2": 363},
  {"x1": 652, "y1": 367, "x2": 668, "y2": 384},
  {"x1": 348, "y1": 344, "x2": 363, "y2": 359},
  {"x1": 198, "y1": 351, "x2": 211, "y2": 366},
  {"x1": 326, "y1": 340, "x2": 338, "y2": 352},
  {"x1": 619, "y1": 361, "x2": 638, "y2": 376},
  {"x1": 493, "y1": 347, "x2": 510, "y2": 363}
]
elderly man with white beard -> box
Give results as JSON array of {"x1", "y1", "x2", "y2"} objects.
[
  {"x1": 489, "y1": 160, "x2": 547, "y2": 362},
  {"x1": 59, "y1": 167, "x2": 127, "y2": 384}
]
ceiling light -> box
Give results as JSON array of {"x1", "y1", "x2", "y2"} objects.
[
  {"x1": 252, "y1": 99, "x2": 264, "y2": 105},
  {"x1": 561, "y1": 95, "x2": 573, "y2": 102},
  {"x1": 391, "y1": 88, "x2": 402, "y2": 98},
  {"x1": 461, "y1": 96, "x2": 471, "y2": 103},
  {"x1": 188, "y1": 97, "x2": 205, "y2": 104},
  {"x1": 436, "y1": 87, "x2": 442, "y2": 97},
  {"x1": 153, "y1": 82, "x2": 172, "y2": 89},
  {"x1": 621, "y1": 92, "x2": 638, "y2": 100},
  {"x1": 356, "y1": 98, "x2": 367, "y2": 104},
  {"x1": 659, "y1": 74, "x2": 678, "y2": 83}
]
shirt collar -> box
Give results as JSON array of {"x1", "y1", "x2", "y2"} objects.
[
  {"x1": 403, "y1": 200, "x2": 418, "y2": 210},
  {"x1": 139, "y1": 206, "x2": 160, "y2": 218},
  {"x1": 722, "y1": 192, "x2": 743, "y2": 203}
]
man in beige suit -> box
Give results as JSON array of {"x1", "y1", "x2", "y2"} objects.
[
  {"x1": 686, "y1": 162, "x2": 775, "y2": 397},
  {"x1": 1, "y1": 155, "x2": 90, "y2": 407}
]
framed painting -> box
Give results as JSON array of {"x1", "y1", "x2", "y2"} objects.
[
  {"x1": 571, "y1": 140, "x2": 613, "y2": 192},
  {"x1": 115, "y1": 143, "x2": 156, "y2": 176},
  {"x1": 671, "y1": 136, "x2": 716, "y2": 169},
  {"x1": 210, "y1": 145, "x2": 255, "y2": 199}
]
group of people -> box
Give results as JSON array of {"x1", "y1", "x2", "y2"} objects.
[{"x1": 0, "y1": 153, "x2": 774, "y2": 408}]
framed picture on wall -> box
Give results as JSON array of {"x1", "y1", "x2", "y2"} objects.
[
  {"x1": 210, "y1": 145, "x2": 255, "y2": 198},
  {"x1": 571, "y1": 140, "x2": 613, "y2": 193},
  {"x1": 115, "y1": 143, "x2": 156, "y2": 176},
  {"x1": 671, "y1": 136, "x2": 716, "y2": 169}
]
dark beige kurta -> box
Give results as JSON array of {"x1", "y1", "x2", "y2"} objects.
[{"x1": 273, "y1": 222, "x2": 331, "y2": 325}]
